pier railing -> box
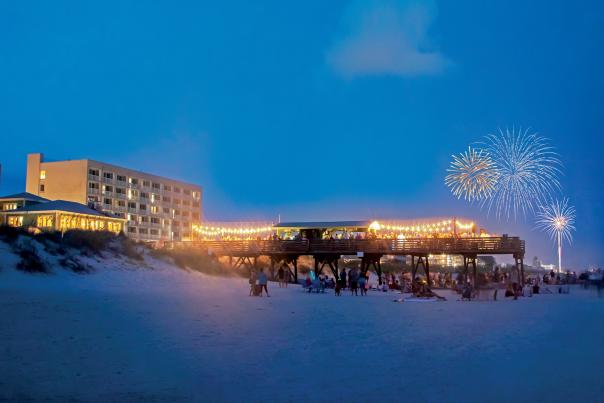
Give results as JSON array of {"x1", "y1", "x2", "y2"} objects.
[{"x1": 194, "y1": 237, "x2": 524, "y2": 257}]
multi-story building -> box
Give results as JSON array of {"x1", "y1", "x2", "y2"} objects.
[{"x1": 25, "y1": 153, "x2": 202, "y2": 242}]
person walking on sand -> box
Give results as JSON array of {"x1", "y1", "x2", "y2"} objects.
[{"x1": 258, "y1": 268, "x2": 270, "y2": 297}]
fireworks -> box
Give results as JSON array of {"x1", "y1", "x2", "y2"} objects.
[
  {"x1": 445, "y1": 147, "x2": 498, "y2": 202},
  {"x1": 536, "y1": 198, "x2": 576, "y2": 244},
  {"x1": 482, "y1": 127, "x2": 562, "y2": 220},
  {"x1": 536, "y1": 198, "x2": 576, "y2": 272}
]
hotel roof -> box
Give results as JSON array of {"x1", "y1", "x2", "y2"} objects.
[
  {"x1": 4, "y1": 200, "x2": 119, "y2": 218},
  {"x1": 0, "y1": 192, "x2": 50, "y2": 203}
]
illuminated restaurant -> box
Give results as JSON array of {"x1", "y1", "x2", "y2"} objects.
[{"x1": 0, "y1": 195, "x2": 125, "y2": 234}]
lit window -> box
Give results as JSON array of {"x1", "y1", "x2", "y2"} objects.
[
  {"x1": 3, "y1": 203, "x2": 18, "y2": 211},
  {"x1": 40, "y1": 170, "x2": 46, "y2": 179},
  {"x1": 8, "y1": 216, "x2": 23, "y2": 227},
  {"x1": 36, "y1": 215, "x2": 54, "y2": 228}
]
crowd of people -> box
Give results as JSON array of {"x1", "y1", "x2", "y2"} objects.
[{"x1": 248, "y1": 264, "x2": 596, "y2": 300}]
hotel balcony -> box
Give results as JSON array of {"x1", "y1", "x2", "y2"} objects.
[
  {"x1": 102, "y1": 177, "x2": 114, "y2": 184},
  {"x1": 88, "y1": 174, "x2": 100, "y2": 181},
  {"x1": 115, "y1": 193, "x2": 126, "y2": 200},
  {"x1": 88, "y1": 188, "x2": 100, "y2": 195}
]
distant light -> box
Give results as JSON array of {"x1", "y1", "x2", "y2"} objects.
[{"x1": 369, "y1": 221, "x2": 381, "y2": 231}]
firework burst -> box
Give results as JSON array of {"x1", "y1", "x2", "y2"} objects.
[
  {"x1": 536, "y1": 198, "x2": 576, "y2": 244},
  {"x1": 483, "y1": 127, "x2": 562, "y2": 220},
  {"x1": 536, "y1": 198, "x2": 576, "y2": 272},
  {"x1": 445, "y1": 147, "x2": 498, "y2": 202}
]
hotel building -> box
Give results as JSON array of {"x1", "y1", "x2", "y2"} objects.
[{"x1": 25, "y1": 153, "x2": 202, "y2": 242}]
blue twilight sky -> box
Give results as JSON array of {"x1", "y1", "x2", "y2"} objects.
[{"x1": 1, "y1": 0, "x2": 603, "y2": 268}]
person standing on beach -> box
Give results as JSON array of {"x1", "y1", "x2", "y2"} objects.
[
  {"x1": 340, "y1": 268, "x2": 347, "y2": 290},
  {"x1": 258, "y1": 268, "x2": 269, "y2": 296},
  {"x1": 283, "y1": 267, "x2": 290, "y2": 288},
  {"x1": 277, "y1": 265, "x2": 285, "y2": 288},
  {"x1": 249, "y1": 271, "x2": 257, "y2": 296},
  {"x1": 349, "y1": 268, "x2": 358, "y2": 296},
  {"x1": 258, "y1": 268, "x2": 270, "y2": 297},
  {"x1": 358, "y1": 271, "x2": 367, "y2": 296}
]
